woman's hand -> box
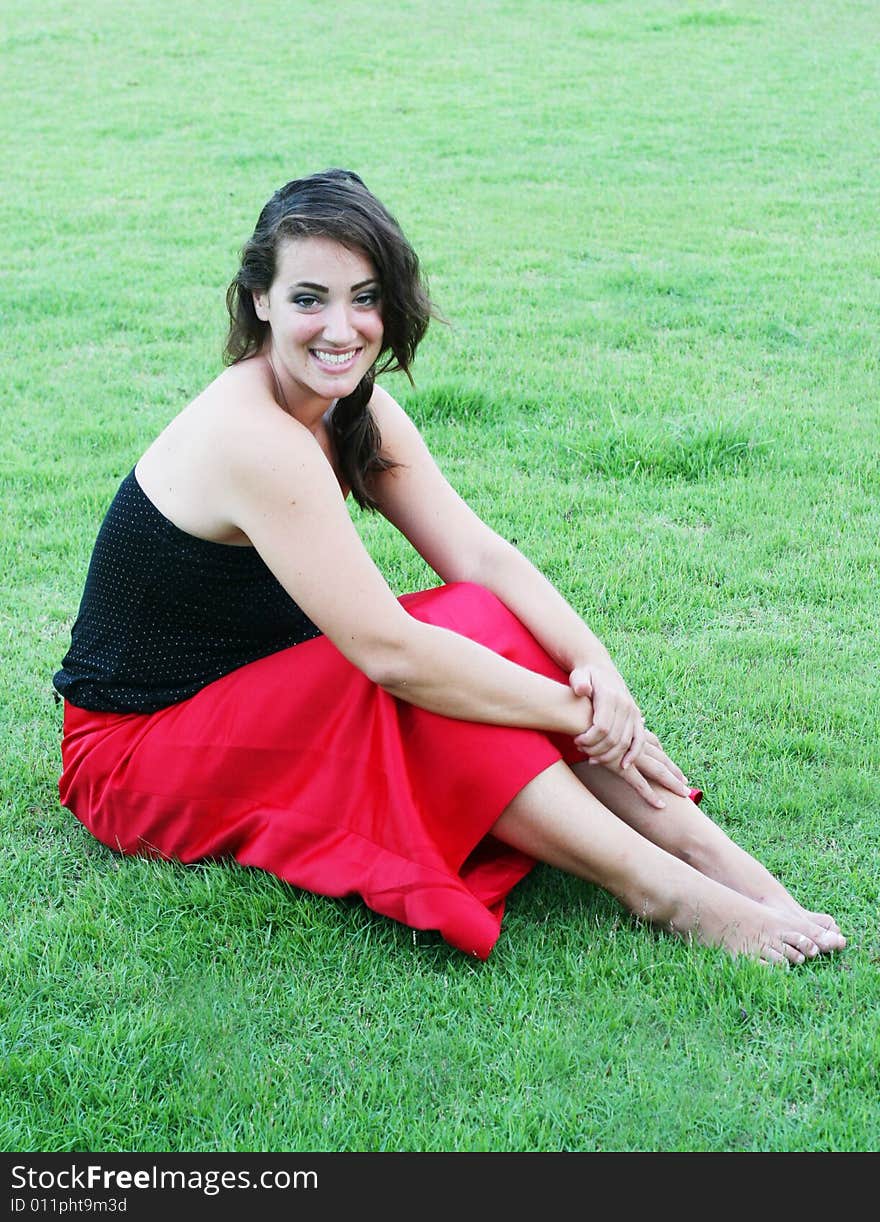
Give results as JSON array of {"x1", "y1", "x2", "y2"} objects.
[
  {"x1": 630, "y1": 731, "x2": 691, "y2": 800},
  {"x1": 578, "y1": 726, "x2": 693, "y2": 810},
  {"x1": 569, "y1": 663, "x2": 646, "y2": 769}
]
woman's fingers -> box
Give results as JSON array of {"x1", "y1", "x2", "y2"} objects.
[
  {"x1": 572, "y1": 666, "x2": 644, "y2": 766},
  {"x1": 576, "y1": 709, "x2": 694, "y2": 801},
  {"x1": 616, "y1": 763, "x2": 666, "y2": 810},
  {"x1": 570, "y1": 675, "x2": 689, "y2": 791},
  {"x1": 636, "y1": 748, "x2": 691, "y2": 798},
  {"x1": 576, "y1": 703, "x2": 632, "y2": 763},
  {"x1": 582, "y1": 733, "x2": 629, "y2": 768},
  {"x1": 621, "y1": 717, "x2": 647, "y2": 770},
  {"x1": 592, "y1": 713, "x2": 641, "y2": 769},
  {"x1": 640, "y1": 731, "x2": 689, "y2": 786},
  {"x1": 576, "y1": 710, "x2": 621, "y2": 752}
]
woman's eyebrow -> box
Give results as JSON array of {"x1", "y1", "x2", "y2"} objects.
[{"x1": 290, "y1": 279, "x2": 378, "y2": 292}]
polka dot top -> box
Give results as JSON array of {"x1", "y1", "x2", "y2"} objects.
[{"x1": 53, "y1": 469, "x2": 324, "y2": 713}]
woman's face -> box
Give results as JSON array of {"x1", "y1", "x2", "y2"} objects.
[{"x1": 254, "y1": 236, "x2": 384, "y2": 404}]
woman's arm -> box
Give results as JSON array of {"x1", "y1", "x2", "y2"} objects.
[
  {"x1": 369, "y1": 388, "x2": 648, "y2": 769},
  {"x1": 219, "y1": 404, "x2": 593, "y2": 741}
]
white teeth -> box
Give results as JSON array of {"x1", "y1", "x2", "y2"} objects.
[{"x1": 313, "y1": 349, "x2": 356, "y2": 365}]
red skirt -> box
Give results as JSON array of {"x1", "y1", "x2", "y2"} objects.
[{"x1": 59, "y1": 582, "x2": 698, "y2": 960}]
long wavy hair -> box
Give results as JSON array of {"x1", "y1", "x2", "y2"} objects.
[{"x1": 225, "y1": 169, "x2": 435, "y2": 510}]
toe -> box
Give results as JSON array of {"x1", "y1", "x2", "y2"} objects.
[
  {"x1": 807, "y1": 911, "x2": 843, "y2": 938},
  {"x1": 784, "y1": 931, "x2": 819, "y2": 960},
  {"x1": 813, "y1": 926, "x2": 846, "y2": 952},
  {"x1": 781, "y1": 943, "x2": 806, "y2": 965},
  {"x1": 760, "y1": 945, "x2": 789, "y2": 968},
  {"x1": 799, "y1": 934, "x2": 820, "y2": 958}
]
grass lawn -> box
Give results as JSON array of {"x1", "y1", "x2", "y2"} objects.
[{"x1": 2, "y1": 0, "x2": 879, "y2": 1152}]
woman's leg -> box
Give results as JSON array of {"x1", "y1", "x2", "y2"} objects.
[
  {"x1": 570, "y1": 762, "x2": 843, "y2": 941},
  {"x1": 491, "y1": 761, "x2": 843, "y2": 964}
]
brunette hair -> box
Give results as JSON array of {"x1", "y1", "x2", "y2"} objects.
[{"x1": 225, "y1": 169, "x2": 434, "y2": 510}]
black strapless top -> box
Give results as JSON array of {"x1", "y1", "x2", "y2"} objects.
[{"x1": 53, "y1": 469, "x2": 323, "y2": 712}]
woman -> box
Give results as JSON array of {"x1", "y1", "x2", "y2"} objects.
[{"x1": 54, "y1": 169, "x2": 844, "y2": 965}]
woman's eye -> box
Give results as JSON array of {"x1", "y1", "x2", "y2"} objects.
[
  {"x1": 355, "y1": 291, "x2": 380, "y2": 307},
  {"x1": 292, "y1": 295, "x2": 320, "y2": 309}
]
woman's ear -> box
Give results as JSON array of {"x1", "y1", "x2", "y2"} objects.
[{"x1": 253, "y1": 291, "x2": 270, "y2": 322}]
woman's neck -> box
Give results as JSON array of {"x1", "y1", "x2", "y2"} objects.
[{"x1": 264, "y1": 351, "x2": 335, "y2": 434}]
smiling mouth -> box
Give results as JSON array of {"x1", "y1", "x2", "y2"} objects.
[{"x1": 310, "y1": 348, "x2": 361, "y2": 367}]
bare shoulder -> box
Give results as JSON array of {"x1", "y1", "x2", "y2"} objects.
[
  {"x1": 215, "y1": 365, "x2": 306, "y2": 453},
  {"x1": 140, "y1": 360, "x2": 293, "y2": 468},
  {"x1": 207, "y1": 367, "x2": 339, "y2": 507},
  {"x1": 136, "y1": 361, "x2": 328, "y2": 544},
  {"x1": 370, "y1": 382, "x2": 418, "y2": 431},
  {"x1": 368, "y1": 384, "x2": 431, "y2": 464},
  {"x1": 204, "y1": 361, "x2": 296, "y2": 450}
]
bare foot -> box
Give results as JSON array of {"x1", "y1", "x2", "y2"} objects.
[
  {"x1": 675, "y1": 816, "x2": 845, "y2": 951},
  {"x1": 762, "y1": 900, "x2": 845, "y2": 949},
  {"x1": 717, "y1": 863, "x2": 845, "y2": 949},
  {"x1": 679, "y1": 827, "x2": 845, "y2": 951},
  {"x1": 656, "y1": 874, "x2": 837, "y2": 967},
  {"x1": 569, "y1": 764, "x2": 845, "y2": 951}
]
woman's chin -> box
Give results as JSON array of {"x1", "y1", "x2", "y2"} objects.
[{"x1": 307, "y1": 355, "x2": 372, "y2": 397}]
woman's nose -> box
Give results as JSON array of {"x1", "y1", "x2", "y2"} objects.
[{"x1": 321, "y1": 302, "x2": 357, "y2": 345}]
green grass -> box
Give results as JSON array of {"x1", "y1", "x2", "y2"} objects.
[{"x1": 3, "y1": 0, "x2": 880, "y2": 1152}]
